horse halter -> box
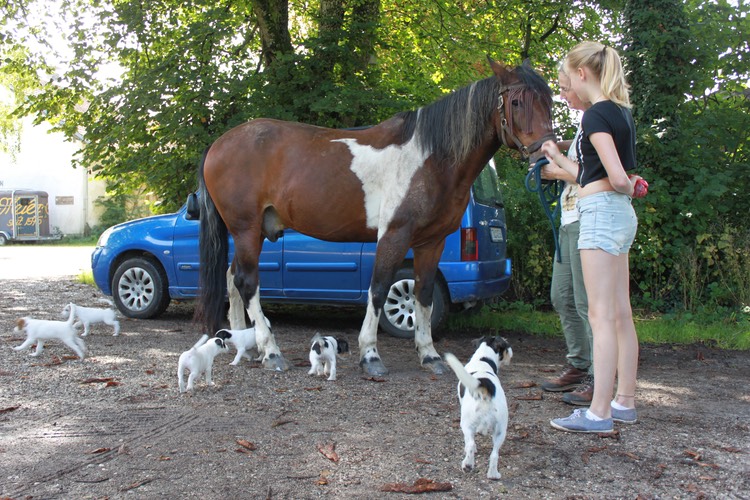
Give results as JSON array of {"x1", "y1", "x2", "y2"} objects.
[{"x1": 497, "y1": 83, "x2": 556, "y2": 160}]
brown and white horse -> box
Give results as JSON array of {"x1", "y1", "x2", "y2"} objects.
[{"x1": 196, "y1": 59, "x2": 554, "y2": 375}]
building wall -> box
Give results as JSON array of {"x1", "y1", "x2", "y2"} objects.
[{"x1": 0, "y1": 115, "x2": 106, "y2": 236}]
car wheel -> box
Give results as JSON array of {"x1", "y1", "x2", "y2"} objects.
[
  {"x1": 379, "y1": 268, "x2": 448, "y2": 339},
  {"x1": 0, "y1": 234, "x2": 7, "y2": 245},
  {"x1": 112, "y1": 257, "x2": 170, "y2": 319}
]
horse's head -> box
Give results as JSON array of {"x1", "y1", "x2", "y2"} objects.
[{"x1": 488, "y1": 58, "x2": 556, "y2": 161}]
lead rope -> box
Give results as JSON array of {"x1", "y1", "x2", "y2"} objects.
[{"x1": 524, "y1": 157, "x2": 564, "y2": 263}]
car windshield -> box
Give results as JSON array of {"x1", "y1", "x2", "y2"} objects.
[{"x1": 472, "y1": 161, "x2": 503, "y2": 207}]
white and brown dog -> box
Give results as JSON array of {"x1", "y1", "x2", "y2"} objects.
[
  {"x1": 177, "y1": 334, "x2": 229, "y2": 393},
  {"x1": 62, "y1": 302, "x2": 120, "y2": 337},
  {"x1": 308, "y1": 334, "x2": 349, "y2": 381},
  {"x1": 444, "y1": 336, "x2": 513, "y2": 480},
  {"x1": 13, "y1": 314, "x2": 86, "y2": 360},
  {"x1": 214, "y1": 316, "x2": 271, "y2": 366}
]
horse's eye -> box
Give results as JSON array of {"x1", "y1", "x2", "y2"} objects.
[{"x1": 511, "y1": 99, "x2": 521, "y2": 107}]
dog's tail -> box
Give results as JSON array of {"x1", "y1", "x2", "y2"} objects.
[
  {"x1": 444, "y1": 352, "x2": 494, "y2": 400},
  {"x1": 65, "y1": 304, "x2": 77, "y2": 325},
  {"x1": 191, "y1": 334, "x2": 209, "y2": 350}
]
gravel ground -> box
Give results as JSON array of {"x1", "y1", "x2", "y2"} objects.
[{"x1": 1, "y1": 274, "x2": 749, "y2": 499}]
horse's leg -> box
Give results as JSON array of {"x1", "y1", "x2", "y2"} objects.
[
  {"x1": 360, "y1": 232, "x2": 410, "y2": 376},
  {"x1": 413, "y1": 243, "x2": 448, "y2": 374},
  {"x1": 232, "y1": 240, "x2": 288, "y2": 371},
  {"x1": 226, "y1": 264, "x2": 247, "y2": 329}
]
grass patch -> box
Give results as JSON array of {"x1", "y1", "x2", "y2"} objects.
[
  {"x1": 77, "y1": 270, "x2": 96, "y2": 285},
  {"x1": 445, "y1": 304, "x2": 750, "y2": 350}
]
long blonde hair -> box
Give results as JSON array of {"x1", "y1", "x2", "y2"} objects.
[{"x1": 565, "y1": 41, "x2": 631, "y2": 108}]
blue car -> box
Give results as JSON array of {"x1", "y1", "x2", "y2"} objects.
[{"x1": 91, "y1": 161, "x2": 511, "y2": 338}]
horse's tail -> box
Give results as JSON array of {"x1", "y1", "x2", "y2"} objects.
[{"x1": 194, "y1": 146, "x2": 228, "y2": 335}]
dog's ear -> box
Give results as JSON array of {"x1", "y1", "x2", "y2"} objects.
[
  {"x1": 215, "y1": 329, "x2": 232, "y2": 340},
  {"x1": 472, "y1": 336, "x2": 488, "y2": 348},
  {"x1": 336, "y1": 338, "x2": 349, "y2": 354},
  {"x1": 213, "y1": 338, "x2": 227, "y2": 349}
]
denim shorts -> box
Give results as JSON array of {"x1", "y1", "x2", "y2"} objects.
[{"x1": 576, "y1": 191, "x2": 637, "y2": 256}]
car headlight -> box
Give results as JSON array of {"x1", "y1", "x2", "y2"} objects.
[{"x1": 97, "y1": 227, "x2": 114, "y2": 247}]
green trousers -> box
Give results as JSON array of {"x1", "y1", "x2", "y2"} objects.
[{"x1": 550, "y1": 221, "x2": 592, "y2": 372}]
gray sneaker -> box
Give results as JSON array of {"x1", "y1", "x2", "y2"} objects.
[
  {"x1": 611, "y1": 405, "x2": 638, "y2": 424},
  {"x1": 550, "y1": 409, "x2": 614, "y2": 433}
]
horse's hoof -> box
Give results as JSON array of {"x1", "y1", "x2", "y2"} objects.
[
  {"x1": 262, "y1": 352, "x2": 289, "y2": 371},
  {"x1": 422, "y1": 356, "x2": 448, "y2": 375},
  {"x1": 360, "y1": 357, "x2": 389, "y2": 376}
]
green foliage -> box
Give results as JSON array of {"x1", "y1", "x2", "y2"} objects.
[
  {"x1": 92, "y1": 190, "x2": 151, "y2": 236},
  {"x1": 623, "y1": 0, "x2": 750, "y2": 314}
]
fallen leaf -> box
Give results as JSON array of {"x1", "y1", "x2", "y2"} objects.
[
  {"x1": 380, "y1": 478, "x2": 452, "y2": 493},
  {"x1": 697, "y1": 462, "x2": 719, "y2": 469},
  {"x1": 512, "y1": 380, "x2": 537, "y2": 389},
  {"x1": 699, "y1": 475, "x2": 716, "y2": 481},
  {"x1": 304, "y1": 386, "x2": 323, "y2": 391},
  {"x1": 81, "y1": 377, "x2": 115, "y2": 384},
  {"x1": 684, "y1": 450, "x2": 702, "y2": 460},
  {"x1": 89, "y1": 447, "x2": 111, "y2": 454},
  {"x1": 236, "y1": 439, "x2": 257, "y2": 451},
  {"x1": 120, "y1": 478, "x2": 154, "y2": 492},
  {"x1": 105, "y1": 381, "x2": 121, "y2": 388},
  {"x1": 414, "y1": 458, "x2": 432, "y2": 464},
  {"x1": 599, "y1": 430, "x2": 620, "y2": 440},
  {"x1": 271, "y1": 419, "x2": 296, "y2": 428},
  {"x1": 515, "y1": 392, "x2": 543, "y2": 401},
  {"x1": 362, "y1": 376, "x2": 386, "y2": 383},
  {"x1": 0, "y1": 405, "x2": 21, "y2": 414},
  {"x1": 158, "y1": 456, "x2": 171, "y2": 461},
  {"x1": 145, "y1": 369, "x2": 155, "y2": 375},
  {"x1": 719, "y1": 446, "x2": 742, "y2": 453},
  {"x1": 318, "y1": 443, "x2": 339, "y2": 462}
]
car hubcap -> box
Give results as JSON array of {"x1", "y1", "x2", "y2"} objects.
[
  {"x1": 383, "y1": 278, "x2": 416, "y2": 332},
  {"x1": 118, "y1": 267, "x2": 154, "y2": 311}
]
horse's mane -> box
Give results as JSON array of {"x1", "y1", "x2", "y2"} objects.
[{"x1": 397, "y1": 64, "x2": 552, "y2": 166}]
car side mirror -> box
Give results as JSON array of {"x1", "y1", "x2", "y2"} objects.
[{"x1": 185, "y1": 193, "x2": 200, "y2": 220}]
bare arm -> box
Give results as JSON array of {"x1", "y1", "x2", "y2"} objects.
[{"x1": 588, "y1": 132, "x2": 634, "y2": 196}]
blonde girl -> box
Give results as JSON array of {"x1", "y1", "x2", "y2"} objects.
[{"x1": 542, "y1": 41, "x2": 645, "y2": 433}]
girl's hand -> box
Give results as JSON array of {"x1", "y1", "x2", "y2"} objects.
[{"x1": 541, "y1": 140, "x2": 560, "y2": 161}]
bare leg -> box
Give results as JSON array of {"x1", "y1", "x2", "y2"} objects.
[{"x1": 581, "y1": 249, "x2": 638, "y2": 418}]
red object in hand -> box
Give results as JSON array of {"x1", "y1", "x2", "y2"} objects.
[{"x1": 630, "y1": 175, "x2": 649, "y2": 198}]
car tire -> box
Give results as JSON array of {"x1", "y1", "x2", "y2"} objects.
[
  {"x1": 0, "y1": 233, "x2": 7, "y2": 245},
  {"x1": 379, "y1": 267, "x2": 448, "y2": 339},
  {"x1": 112, "y1": 257, "x2": 171, "y2": 319}
]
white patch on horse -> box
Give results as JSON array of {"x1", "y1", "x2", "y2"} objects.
[{"x1": 333, "y1": 135, "x2": 428, "y2": 239}]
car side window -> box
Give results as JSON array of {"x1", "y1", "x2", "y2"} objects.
[{"x1": 472, "y1": 162, "x2": 503, "y2": 207}]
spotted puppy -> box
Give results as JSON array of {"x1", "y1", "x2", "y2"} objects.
[
  {"x1": 444, "y1": 336, "x2": 513, "y2": 480},
  {"x1": 13, "y1": 314, "x2": 86, "y2": 360},
  {"x1": 308, "y1": 334, "x2": 349, "y2": 381},
  {"x1": 214, "y1": 316, "x2": 271, "y2": 366},
  {"x1": 177, "y1": 334, "x2": 229, "y2": 393}
]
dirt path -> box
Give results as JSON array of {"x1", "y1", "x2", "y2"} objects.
[{"x1": 1, "y1": 276, "x2": 748, "y2": 499}]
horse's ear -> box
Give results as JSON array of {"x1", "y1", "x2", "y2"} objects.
[{"x1": 487, "y1": 55, "x2": 512, "y2": 81}]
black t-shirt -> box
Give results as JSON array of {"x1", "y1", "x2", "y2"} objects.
[{"x1": 575, "y1": 101, "x2": 636, "y2": 187}]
